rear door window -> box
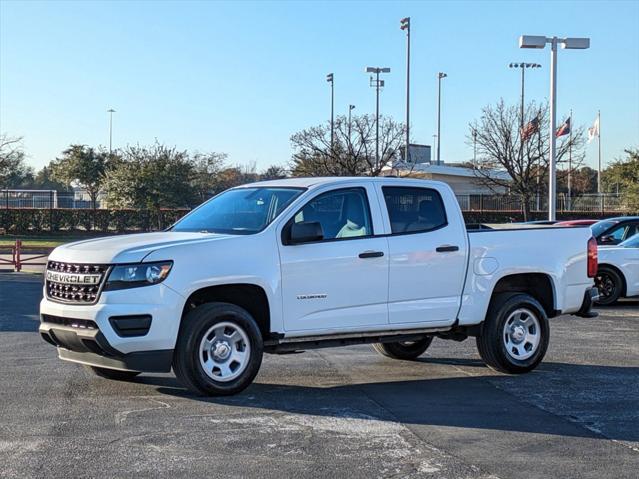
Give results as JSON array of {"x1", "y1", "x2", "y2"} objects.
[{"x1": 382, "y1": 187, "x2": 447, "y2": 234}]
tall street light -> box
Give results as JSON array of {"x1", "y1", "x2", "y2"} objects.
[
  {"x1": 436, "y1": 72, "x2": 447, "y2": 165},
  {"x1": 401, "y1": 17, "x2": 410, "y2": 163},
  {"x1": 508, "y1": 63, "x2": 541, "y2": 129},
  {"x1": 326, "y1": 73, "x2": 334, "y2": 150},
  {"x1": 519, "y1": 35, "x2": 590, "y2": 221},
  {"x1": 366, "y1": 67, "x2": 391, "y2": 170},
  {"x1": 107, "y1": 108, "x2": 116, "y2": 154},
  {"x1": 509, "y1": 62, "x2": 541, "y2": 210}
]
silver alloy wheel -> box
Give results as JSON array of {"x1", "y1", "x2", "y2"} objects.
[
  {"x1": 503, "y1": 308, "x2": 541, "y2": 361},
  {"x1": 199, "y1": 321, "x2": 251, "y2": 382}
]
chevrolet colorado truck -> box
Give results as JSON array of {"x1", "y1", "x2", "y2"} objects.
[{"x1": 40, "y1": 177, "x2": 599, "y2": 396}]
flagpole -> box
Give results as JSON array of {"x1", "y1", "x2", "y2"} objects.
[
  {"x1": 568, "y1": 109, "x2": 572, "y2": 210},
  {"x1": 597, "y1": 110, "x2": 601, "y2": 194}
]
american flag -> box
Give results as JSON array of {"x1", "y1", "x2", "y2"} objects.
[{"x1": 520, "y1": 117, "x2": 540, "y2": 142}]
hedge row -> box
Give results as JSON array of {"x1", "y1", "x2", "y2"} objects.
[{"x1": 0, "y1": 208, "x2": 190, "y2": 234}]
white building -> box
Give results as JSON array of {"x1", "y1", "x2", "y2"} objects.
[{"x1": 385, "y1": 161, "x2": 511, "y2": 196}]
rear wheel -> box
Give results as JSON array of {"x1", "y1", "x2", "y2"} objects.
[
  {"x1": 476, "y1": 293, "x2": 549, "y2": 374},
  {"x1": 85, "y1": 365, "x2": 140, "y2": 381},
  {"x1": 173, "y1": 303, "x2": 263, "y2": 396},
  {"x1": 372, "y1": 336, "x2": 433, "y2": 360},
  {"x1": 594, "y1": 266, "x2": 622, "y2": 305}
]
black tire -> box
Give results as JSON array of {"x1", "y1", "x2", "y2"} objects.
[
  {"x1": 85, "y1": 365, "x2": 140, "y2": 381},
  {"x1": 173, "y1": 302, "x2": 263, "y2": 396},
  {"x1": 372, "y1": 336, "x2": 433, "y2": 360},
  {"x1": 594, "y1": 266, "x2": 622, "y2": 306},
  {"x1": 476, "y1": 292, "x2": 549, "y2": 374}
]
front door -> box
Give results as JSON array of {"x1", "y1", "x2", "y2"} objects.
[{"x1": 278, "y1": 186, "x2": 389, "y2": 333}]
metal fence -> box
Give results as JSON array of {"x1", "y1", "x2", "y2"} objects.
[
  {"x1": 2, "y1": 190, "x2": 103, "y2": 209},
  {"x1": 454, "y1": 193, "x2": 634, "y2": 214},
  {"x1": 3, "y1": 189, "x2": 635, "y2": 214}
]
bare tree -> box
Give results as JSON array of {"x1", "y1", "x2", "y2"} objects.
[
  {"x1": 290, "y1": 114, "x2": 405, "y2": 177},
  {"x1": 469, "y1": 100, "x2": 585, "y2": 220}
]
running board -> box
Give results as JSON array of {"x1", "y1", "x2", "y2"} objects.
[{"x1": 264, "y1": 326, "x2": 451, "y2": 353}]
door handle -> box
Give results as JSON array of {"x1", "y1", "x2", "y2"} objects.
[
  {"x1": 359, "y1": 251, "x2": 384, "y2": 259},
  {"x1": 436, "y1": 245, "x2": 459, "y2": 253}
]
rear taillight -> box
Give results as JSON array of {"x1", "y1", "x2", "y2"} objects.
[{"x1": 587, "y1": 236, "x2": 598, "y2": 278}]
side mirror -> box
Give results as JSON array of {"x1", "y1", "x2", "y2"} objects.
[{"x1": 289, "y1": 221, "x2": 324, "y2": 244}]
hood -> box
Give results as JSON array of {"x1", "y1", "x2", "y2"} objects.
[{"x1": 48, "y1": 232, "x2": 232, "y2": 264}]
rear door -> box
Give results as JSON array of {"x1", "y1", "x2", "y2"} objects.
[
  {"x1": 277, "y1": 184, "x2": 389, "y2": 333},
  {"x1": 377, "y1": 184, "x2": 468, "y2": 326}
]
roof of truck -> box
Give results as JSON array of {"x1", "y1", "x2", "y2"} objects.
[{"x1": 240, "y1": 176, "x2": 441, "y2": 189}]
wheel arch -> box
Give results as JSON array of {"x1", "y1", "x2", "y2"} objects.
[
  {"x1": 597, "y1": 263, "x2": 627, "y2": 297},
  {"x1": 489, "y1": 273, "x2": 556, "y2": 318},
  {"x1": 182, "y1": 283, "x2": 271, "y2": 339}
]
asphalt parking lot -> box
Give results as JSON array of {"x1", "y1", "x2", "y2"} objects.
[{"x1": 1, "y1": 272, "x2": 637, "y2": 478}]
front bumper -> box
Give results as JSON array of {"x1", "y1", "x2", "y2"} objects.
[{"x1": 39, "y1": 283, "x2": 185, "y2": 372}]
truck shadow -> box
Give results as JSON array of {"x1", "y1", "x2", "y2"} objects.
[{"x1": 150, "y1": 359, "x2": 639, "y2": 443}]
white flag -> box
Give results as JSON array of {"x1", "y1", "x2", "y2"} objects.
[{"x1": 588, "y1": 116, "x2": 600, "y2": 143}]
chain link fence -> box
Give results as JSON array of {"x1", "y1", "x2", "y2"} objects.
[{"x1": 2, "y1": 190, "x2": 104, "y2": 209}]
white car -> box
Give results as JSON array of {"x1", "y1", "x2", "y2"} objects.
[
  {"x1": 595, "y1": 234, "x2": 639, "y2": 305},
  {"x1": 39, "y1": 177, "x2": 598, "y2": 396}
]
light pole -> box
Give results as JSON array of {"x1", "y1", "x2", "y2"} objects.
[
  {"x1": 508, "y1": 63, "x2": 541, "y2": 129},
  {"x1": 436, "y1": 72, "x2": 447, "y2": 166},
  {"x1": 432, "y1": 134, "x2": 437, "y2": 164},
  {"x1": 326, "y1": 73, "x2": 334, "y2": 150},
  {"x1": 348, "y1": 104, "x2": 355, "y2": 139},
  {"x1": 365, "y1": 67, "x2": 391, "y2": 171},
  {"x1": 401, "y1": 17, "x2": 410, "y2": 163},
  {"x1": 519, "y1": 35, "x2": 590, "y2": 221},
  {"x1": 107, "y1": 108, "x2": 116, "y2": 154}
]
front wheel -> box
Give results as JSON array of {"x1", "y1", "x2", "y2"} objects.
[
  {"x1": 476, "y1": 293, "x2": 549, "y2": 374},
  {"x1": 594, "y1": 266, "x2": 622, "y2": 305},
  {"x1": 173, "y1": 303, "x2": 263, "y2": 396},
  {"x1": 372, "y1": 336, "x2": 433, "y2": 360}
]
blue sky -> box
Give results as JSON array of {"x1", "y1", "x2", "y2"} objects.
[{"x1": 1, "y1": 0, "x2": 638, "y2": 172}]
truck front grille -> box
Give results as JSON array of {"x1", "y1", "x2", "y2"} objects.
[{"x1": 45, "y1": 261, "x2": 109, "y2": 304}]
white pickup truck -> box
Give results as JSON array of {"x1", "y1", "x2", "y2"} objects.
[{"x1": 40, "y1": 177, "x2": 599, "y2": 396}]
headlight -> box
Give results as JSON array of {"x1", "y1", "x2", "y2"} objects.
[{"x1": 104, "y1": 261, "x2": 173, "y2": 291}]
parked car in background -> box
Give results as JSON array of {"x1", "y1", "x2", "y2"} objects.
[
  {"x1": 556, "y1": 219, "x2": 598, "y2": 227},
  {"x1": 591, "y1": 217, "x2": 639, "y2": 245},
  {"x1": 595, "y1": 234, "x2": 639, "y2": 305}
]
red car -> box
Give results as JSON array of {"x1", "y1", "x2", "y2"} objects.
[{"x1": 556, "y1": 219, "x2": 598, "y2": 227}]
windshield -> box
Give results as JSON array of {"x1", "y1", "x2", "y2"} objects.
[
  {"x1": 591, "y1": 220, "x2": 618, "y2": 237},
  {"x1": 620, "y1": 234, "x2": 639, "y2": 248},
  {"x1": 172, "y1": 187, "x2": 304, "y2": 234}
]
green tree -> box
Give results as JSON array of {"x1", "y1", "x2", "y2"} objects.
[
  {"x1": 104, "y1": 143, "x2": 196, "y2": 211},
  {"x1": 51, "y1": 144, "x2": 109, "y2": 208},
  {"x1": 260, "y1": 164, "x2": 287, "y2": 180},
  {"x1": 603, "y1": 148, "x2": 639, "y2": 209},
  {"x1": 190, "y1": 152, "x2": 228, "y2": 202},
  {"x1": 0, "y1": 134, "x2": 33, "y2": 188}
]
